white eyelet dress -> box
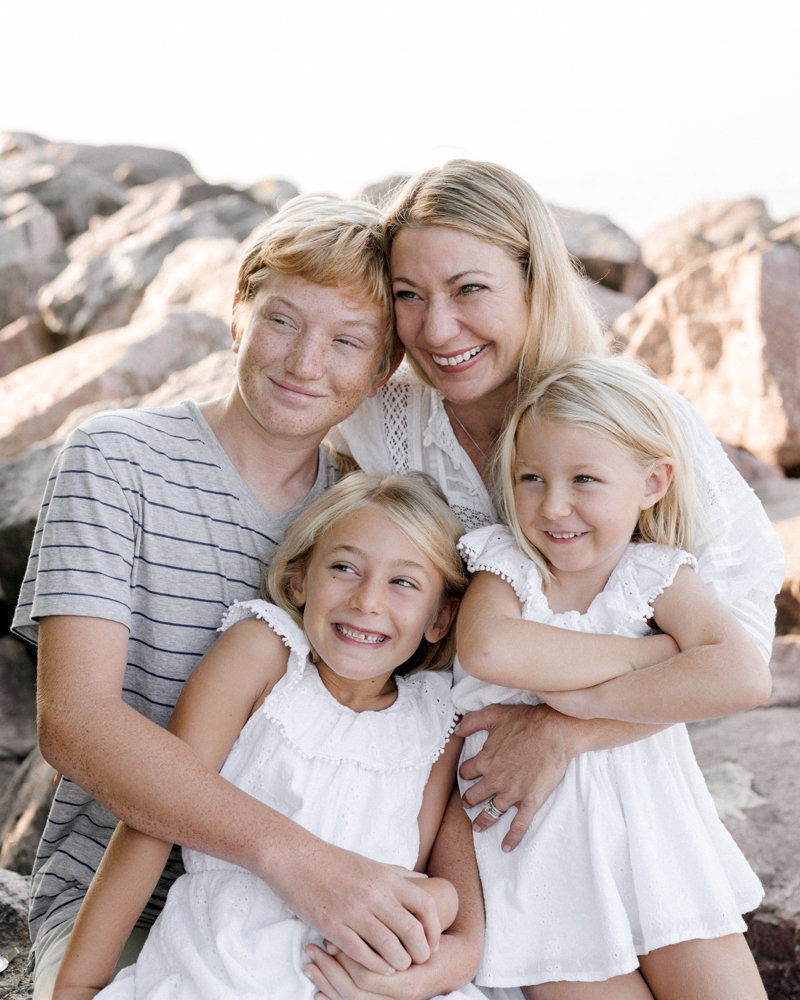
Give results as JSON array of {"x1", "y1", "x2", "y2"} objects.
[
  {"x1": 451, "y1": 526, "x2": 764, "y2": 990},
  {"x1": 97, "y1": 600, "x2": 487, "y2": 999}
]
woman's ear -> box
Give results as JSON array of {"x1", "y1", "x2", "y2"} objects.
[
  {"x1": 424, "y1": 596, "x2": 460, "y2": 644},
  {"x1": 640, "y1": 459, "x2": 674, "y2": 510}
]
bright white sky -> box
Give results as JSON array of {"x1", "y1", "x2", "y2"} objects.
[{"x1": 5, "y1": 0, "x2": 798, "y2": 236}]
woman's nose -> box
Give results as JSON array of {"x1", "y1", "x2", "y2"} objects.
[{"x1": 422, "y1": 297, "x2": 459, "y2": 348}]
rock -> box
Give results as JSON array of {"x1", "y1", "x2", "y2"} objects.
[
  {"x1": 0, "y1": 868, "x2": 31, "y2": 999},
  {"x1": 0, "y1": 310, "x2": 229, "y2": 464},
  {"x1": 38, "y1": 192, "x2": 263, "y2": 339},
  {"x1": 247, "y1": 178, "x2": 300, "y2": 211},
  {"x1": 551, "y1": 205, "x2": 654, "y2": 298},
  {"x1": 131, "y1": 237, "x2": 241, "y2": 326},
  {"x1": 721, "y1": 441, "x2": 787, "y2": 487},
  {"x1": 766, "y1": 636, "x2": 800, "y2": 708},
  {"x1": 585, "y1": 280, "x2": 637, "y2": 333},
  {"x1": 773, "y1": 517, "x2": 800, "y2": 634},
  {"x1": 0, "y1": 315, "x2": 59, "y2": 378},
  {"x1": 0, "y1": 154, "x2": 129, "y2": 241},
  {"x1": 690, "y1": 705, "x2": 800, "y2": 996},
  {"x1": 0, "y1": 748, "x2": 55, "y2": 876},
  {"x1": 640, "y1": 197, "x2": 775, "y2": 278},
  {"x1": 615, "y1": 238, "x2": 800, "y2": 468},
  {"x1": 0, "y1": 193, "x2": 66, "y2": 329}
]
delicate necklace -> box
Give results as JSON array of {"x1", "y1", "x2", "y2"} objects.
[{"x1": 446, "y1": 403, "x2": 494, "y2": 466}]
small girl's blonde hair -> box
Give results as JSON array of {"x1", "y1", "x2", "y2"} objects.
[
  {"x1": 495, "y1": 355, "x2": 700, "y2": 582},
  {"x1": 264, "y1": 471, "x2": 468, "y2": 674},
  {"x1": 234, "y1": 194, "x2": 403, "y2": 385}
]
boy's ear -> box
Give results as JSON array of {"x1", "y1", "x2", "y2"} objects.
[
  {"x1": 640, "y1": 458, "x2": 673, "y2": 510},
  {"x1": 424, "y1": 596, "x2": 460, "y2": 644},
  {"x1": 288, "y1": 572, "x2": 307, "y2": 607}
]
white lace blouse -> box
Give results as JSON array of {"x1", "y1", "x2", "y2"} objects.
[{"x1": 335, "y1": 365, "x2": 785, "y2": 662}]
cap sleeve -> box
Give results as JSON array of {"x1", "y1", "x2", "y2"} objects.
[{"x1": 458, "y1": 524, "x2": 541, "y2": 605}]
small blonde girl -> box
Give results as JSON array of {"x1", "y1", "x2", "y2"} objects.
[
  {"x1": 55, "y1": 472, "x2": 488, "y2": 1000},
  {"x1": 455, "y1": 355, "x2": 770, "y2": 1000}
]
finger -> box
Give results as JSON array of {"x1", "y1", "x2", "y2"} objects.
[
  {"x1": 453, "y1": 706, "x2": 494, "y2": 737},
  {"x1": 330, "y1": 923, "x2": 399, "y2": 976},
  {"x1": 382, "y1": 887, "x2": 439, "y2": 966},
  {"x1": 472, "y1": 798, "x2": 509, "y2": 833},
  {"x1": 502, "y1": 796, "x2": 539, "y2": 852}
]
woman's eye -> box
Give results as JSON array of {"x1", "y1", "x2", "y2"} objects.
[
  {"x1": 458, "y1": 283, "x2": 485, "y2": 295},
  {"x1": 393, "y1": 289, "x2": 419, "y2": 301}
]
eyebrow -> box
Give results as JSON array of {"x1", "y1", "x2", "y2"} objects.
[
  {"x1": 260, "y1": 295, "x2": 382, "y2": 334},
  {"x1": 391, "y1": 269, "x2": 494, "y2": 287},
  {"x1": 327, "y1": 543, "x2": 429, "y2": 572}
]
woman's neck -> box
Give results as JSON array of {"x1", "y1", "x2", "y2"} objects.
[{"x1": 444, "y1": 388, "x2": 516, "y2": 485}]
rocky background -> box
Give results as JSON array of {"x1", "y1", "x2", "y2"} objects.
[{"x1": 0, "y1": 131, "x2": 798, "y2": 998}]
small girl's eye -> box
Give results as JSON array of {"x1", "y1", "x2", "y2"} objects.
[
  {"x1": 392, "y1": 577, "x2": 417, "y2": 590},
  {"x1": 575, "y1": 475, "x2": 595, "y2": 484},
  {"x1": 519, "y1": 473, "x2": 541, "y2": 483}
]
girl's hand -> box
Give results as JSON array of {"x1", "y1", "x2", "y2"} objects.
[{"x1": 304, "y1": 942, "x2": 437, "y2": 1000}]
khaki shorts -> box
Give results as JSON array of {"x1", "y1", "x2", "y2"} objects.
[{"x1": 32, "y1": 917, "x2": 149, "y2": 1000}]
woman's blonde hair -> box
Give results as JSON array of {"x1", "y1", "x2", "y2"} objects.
[
  {"x1": 234, "y1": 194, "x2": 404, "y2": 384},
  {"x1": 264, "y1": 471, "x2": 468, "y2": 674},
  {"x1": 382, "y1": 160, "x2": 605, "y2": 389},
  {"x1": 495, "y1": 355, "x2": 700, "y2": 582}
]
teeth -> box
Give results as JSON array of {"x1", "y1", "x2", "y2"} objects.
[
  {"x1": 337, "y1": 624, "x2": 385, "y2": 644},
  {"x1": 432, "y1": 346, "x2": 482, "y2": 367},
  {"x1": 548, "y1": 532, "x2": 583, "y2": 539}
]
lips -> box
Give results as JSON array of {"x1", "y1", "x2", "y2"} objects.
[
  {"x1": 335, "y1": 623, "x2": 387, "y2": 645},
  {"x1": 431, "y1": 345, "x2": 485, "y2": 368}
]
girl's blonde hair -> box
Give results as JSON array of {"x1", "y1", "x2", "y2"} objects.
[
  {"x1": 234, "y1": 194, "x2": 404, "y2": 384},
  {"x1": 382, "y1": 159, "x2": 605, "y2": 389},
  {"x1": 495, "y1": 355, "x2": 700, "y2": 582},
  {"x1": 264, "y1": 471, "x2": 468, "y2": 674}
]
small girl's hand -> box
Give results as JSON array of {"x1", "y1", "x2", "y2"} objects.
[{"x1": 538, "y1": 688, "x2": 596, "y2": 720}]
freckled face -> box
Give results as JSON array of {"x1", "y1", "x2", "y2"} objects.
[
  {"x1": 292, "y1": 507, "x2": 454, "y2": 692},
  {"x1": 232, "y1": 273, "x2": 388, "y2": 445},
  {"x1": 390, "y1": 226, "x2": 530, "y2": 407}
]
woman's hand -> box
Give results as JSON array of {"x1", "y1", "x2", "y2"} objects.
[
  {"x1": 455, "y1": 703, "x2": 575, "y2": 851},
  {"x1": 305, "y1": 944, "x2": 420, "y2": 999}
]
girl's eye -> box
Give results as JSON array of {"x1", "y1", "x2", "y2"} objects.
[
  {"x1": 392, "y1": 577, "x2": 418, "y2": 590},
  {"x1": 334, "y1": 336, "x2": 360, "y2": 349},
  {"x1": 574, "y1": 475, "x2": 595, "y2": 484},
  {"x1": 331, "y1": 562, "x2": 356, "y2": 574},
  {"x1": 519, "y1": 473, "x2": 542, "y2": 483},
  {"x1": 269, "y1": 314, "x2": 294, "y2": 329}
]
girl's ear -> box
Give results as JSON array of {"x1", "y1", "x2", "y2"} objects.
[
  {"x1": 640, "y1": 458, "x2": 673, "y2": 510},
  {"x1": 424, "y1": 596, "x2": 460, "y2": 644},
  {"x1": 288, "y1": 572, "x2": 307, "y2": 607}
]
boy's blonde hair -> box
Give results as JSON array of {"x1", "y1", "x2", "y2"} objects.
[
  {"x1": 495, "y1": 355, "x2": 700, "y2": 581},
  {"x1": 234, "y1": 194, "x2": 403, "y2": 384},
  {"x1": 382, "y1": 160, "x2": 605, "y2": 389},
  {"x1": 264, "y1": 471, "x2": 468, "y2": 674}
]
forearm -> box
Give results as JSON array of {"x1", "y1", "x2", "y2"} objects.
[
  {"x1": 458, "y1": 585, "x2": 677, "y2": 691},
  {"x1": 551, "y1": 639, "x2": 772, "y2": 724},
  {"x1": 55, "y1": 824, "x2": 171, "y2": 994}
]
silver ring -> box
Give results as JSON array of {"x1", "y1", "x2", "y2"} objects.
[{"x1": 483, "y1": 797, "x2": 505, "y2": 821}]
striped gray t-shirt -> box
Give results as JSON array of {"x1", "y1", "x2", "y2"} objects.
[{"x1": 12, "y1": 399, "x2": 340, "y2": 949}]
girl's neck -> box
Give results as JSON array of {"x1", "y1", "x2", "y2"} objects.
[
  {"x1": 316, "y1": 661, "x2": 399, "y2": 713},
  {"x1": 544, "y1": 566, "x2": 615, "y2": 616}
]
